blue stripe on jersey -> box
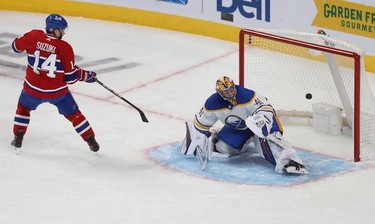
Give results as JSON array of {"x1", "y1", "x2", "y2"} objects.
[
  {"x1": 27, "y1": 55, "x2": 36, "y2": 69},
  {"x1": 76, "y1": 121, "x2": 90, "y2": 134},
  {"x1": 27, "y1": 55, "x2": 64, "y2": 72},
  {"x1": 12, "y1": 40, "x2": 23, "y2": 53},
  {"x1": 64, "y1": 70, "x2": 79, "y2": 83}
]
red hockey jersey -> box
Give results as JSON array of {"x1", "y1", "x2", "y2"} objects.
[{"x1": 12, "y1": 29, "x2": 83, "y2": 99}]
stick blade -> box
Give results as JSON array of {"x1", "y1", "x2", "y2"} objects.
[{"x1": 140, "y1": 111, "x2": 149, "y2": 123}]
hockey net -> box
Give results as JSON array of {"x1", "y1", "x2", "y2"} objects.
[{"x1": 239, "y1": 28, "x2": 375, "y2": 162}]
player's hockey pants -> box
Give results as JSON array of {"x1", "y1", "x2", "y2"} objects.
[{"x1": 13, "y1": 90, "x2": 95, "y2": 141}]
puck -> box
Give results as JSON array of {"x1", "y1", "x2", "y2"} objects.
[{"x1": 306, "y1": 93, "x2": 312, "y2": 100}]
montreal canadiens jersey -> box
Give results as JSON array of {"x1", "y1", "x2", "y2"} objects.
[
  {"x1": 12, "y1": 29, "x2": 82, "y2": 99},
  {"x1": 193, "y1": 85, "x2": 283, "y2": 134}
]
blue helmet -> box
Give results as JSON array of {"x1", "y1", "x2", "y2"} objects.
[{"x1": 45, "y1": 14, "x2": 68, "y2": 33}]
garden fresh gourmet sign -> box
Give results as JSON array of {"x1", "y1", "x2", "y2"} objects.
[{"x1": 313, "y1": 0, "x2": 375, "y2": 39}]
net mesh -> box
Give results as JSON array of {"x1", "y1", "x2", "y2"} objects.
[{"x1": 241, "y1": 29, "x2": 375, "y2": 160}]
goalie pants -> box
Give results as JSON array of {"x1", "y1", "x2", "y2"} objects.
[
  {"x1": 216, "y1": 125, "x2": 254, "y2": 149},
  {"x1": 13, "y1": 90, "x2": 95, "y2": 141}
]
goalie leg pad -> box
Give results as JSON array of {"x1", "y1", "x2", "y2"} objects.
[
  {"x1": 259, "y1": 138, "x2": 277, "y2": 166},
  {"x1": 181, "y1": 122, "x2": 207, "y2": 156},
  {"x1": 253, "y1": 133, "x2": 307, "y2": 174}
]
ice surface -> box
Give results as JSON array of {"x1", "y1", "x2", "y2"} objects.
[{"x1": 1, "y1": 11, "x2": 375, "y2": 224}]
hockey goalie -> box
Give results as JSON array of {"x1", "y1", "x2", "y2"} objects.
[{"x1": 181, "y1": 76, "x2": 308, "y2": 174}]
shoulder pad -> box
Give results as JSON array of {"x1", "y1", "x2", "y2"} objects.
[
  {"x1": 235, "y1": 85, "x2": 256, "y2": 104},
  {"x1": 204, "y1": 93, "x2": 229, "y2": 111}
]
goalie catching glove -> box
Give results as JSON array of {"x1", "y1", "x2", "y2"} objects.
[{"x1": 245, "y1": 110, "x2": 274, "y2": 138}]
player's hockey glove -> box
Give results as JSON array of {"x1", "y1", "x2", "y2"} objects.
[
  {"x1": 80, "y1": 70, "x2": 97, "y2": 83},
  {"x1": 245, "y1": 111, "x2": 273, "y2": 138}
]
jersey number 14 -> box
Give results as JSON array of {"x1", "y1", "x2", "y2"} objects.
[{"x1": 32, "y1": 50, "x2": 57, "y2": 78}]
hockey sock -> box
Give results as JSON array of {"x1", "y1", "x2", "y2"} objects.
[
  {"x1": 13, "y1": 103, "x2": 31, "y2": 135},
  {"x1": 64, "y1": 110, "x2": 95, "y2": 141}
]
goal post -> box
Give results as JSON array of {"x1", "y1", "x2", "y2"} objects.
[{"x1": 239, "y1": 28, "x2": 375, "y2": 162}]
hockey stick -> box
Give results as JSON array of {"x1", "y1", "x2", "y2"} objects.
[
  {"x1": 195, "y1": 144, "x2": 209, "y2": 171},
  {"x1": 94, "y1": 78, "x2": 149, "y2": 123},
  {"x1": 181, "y1": 122, "x2": 209, "y2": 171}
]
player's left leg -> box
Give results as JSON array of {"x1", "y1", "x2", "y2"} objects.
[{"x1": 52, "y1": 92, "x2": 99, "y2": 152}]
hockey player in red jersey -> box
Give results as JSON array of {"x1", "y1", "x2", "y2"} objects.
[{"x1": 11, "y1": 14, "x2": 99, "y2": 152}]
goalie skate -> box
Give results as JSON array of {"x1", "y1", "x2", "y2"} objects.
[{"x1": 284, "y1": 160, "x2": 309, "y2": 174}]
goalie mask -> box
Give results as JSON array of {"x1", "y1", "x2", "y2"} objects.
[{"x1": 216, "y1": 76, "x2": 237, "y2": 105}]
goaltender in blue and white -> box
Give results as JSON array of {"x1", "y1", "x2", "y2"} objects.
[{"x1": 181, "y1": 76, "x2": 308, "y2": 174}]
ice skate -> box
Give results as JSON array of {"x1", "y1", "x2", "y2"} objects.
[
  {"x1": 86, "y1": 136, "x2": 100, "y2": 152},
  {"x1": 11, "y1": 131, "x2": 24, "y2": 155},
  {"x1": 284, "y1": 160, "x2": 309, "y2": 174}
]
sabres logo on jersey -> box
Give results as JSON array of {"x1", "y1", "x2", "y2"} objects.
[{"x1": 224, "y1": 115, "x2": 247, "y2": 130}]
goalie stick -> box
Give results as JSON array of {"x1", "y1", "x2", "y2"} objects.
[
  {"x1": 94, "y1": 78, "x2": 149, "y2": 123},
  {"x1": 181, "y1": 122, "x2": 209, "y2": 171},
  {"x1": 195, "y1": 144, "x2": 209, "y2": 171}
]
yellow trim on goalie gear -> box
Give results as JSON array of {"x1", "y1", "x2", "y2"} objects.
[
  {"x1": 255, "y1": 105, "x2": 274, "y2": 114},
  {"x1": 235, "y1": 92, "x2": 256, "y2": 107},
  {"x1": 204, "y1": 106, "x2": 229, "y2": 113},
  {"x1": 274, "y1": 115, "x2": 284, "y2": 133},
  {"x1": 254, "y1": 105, "x2": 284, "y2": 133},
  {"x1": 193, "y1": 119, "x2": 210, "y2": 132}
]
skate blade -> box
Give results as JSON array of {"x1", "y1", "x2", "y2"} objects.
[
  {"x1": 285, "y1": 166, "x2": 309, "y2": 174},
  {"x1": 94, "y1": 152, "x2": 101, "y2": 158},
  {"x1": 13, "y1": 147, "x2": 20, "y2": 155}
]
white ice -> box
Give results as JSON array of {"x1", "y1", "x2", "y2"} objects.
[{"x1": 1, "y1": 11, "x2": 375, "y2": 224}]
